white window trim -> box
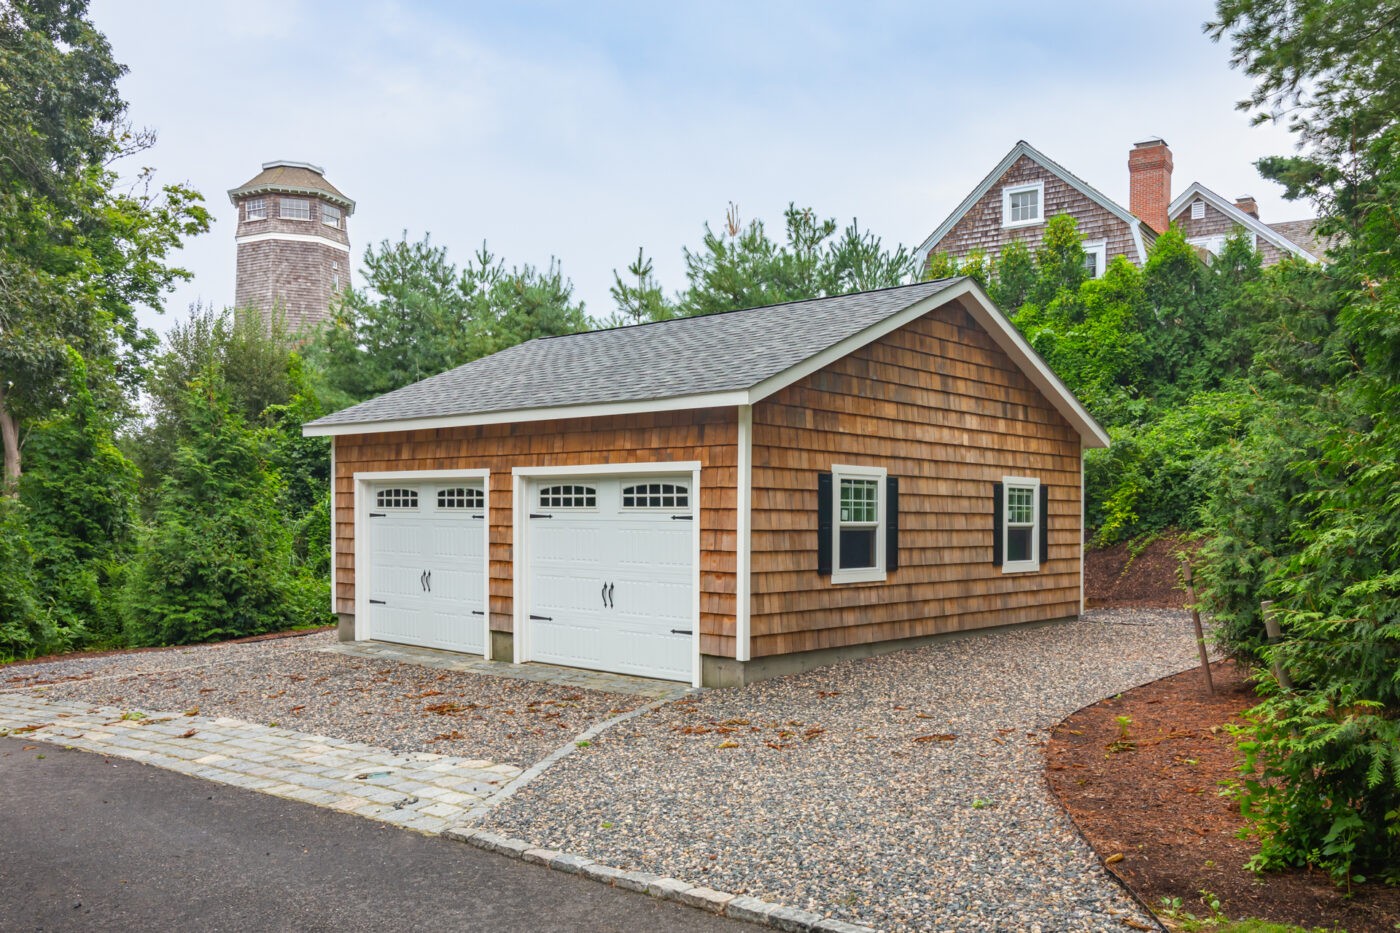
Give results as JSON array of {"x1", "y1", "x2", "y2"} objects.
[
  {"x1": 1001, "y1": 181, "x2": 1045, "y2": 229},
  {"x1": 322, "y1": 204, "x2": 342, "y2": 228},
  {"x1": 1002, "y1": 475, "x2": 1040, "y2": 574},
  {"x1": 244, "y1": 198, "x2": 267, "y2": 221},
  {"x1": 1083, "y1": 240, "x2": 1107, "y2": 279},
  {"x1": 831, "y1": 463, "x2": 887, "y2": 585}
]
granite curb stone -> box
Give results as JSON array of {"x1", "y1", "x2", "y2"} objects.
[{"x1": 441, "y1": 822, "x2": 876, "y2": 932}]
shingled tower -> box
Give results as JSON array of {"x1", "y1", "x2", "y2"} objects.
[{"x1": 228, "y1": 161, "x2": 355, "y2": 333}]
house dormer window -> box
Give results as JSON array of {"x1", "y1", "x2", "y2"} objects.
[
  {"x1": 322, "y1": 203, "x2": 342, "y2": 228},
  {"x1": 1002, "y1": 181, "x2": 1044, "y2": 228},
  {"x1": 280, "y1": 197, "x2": 311, "y2": 221},
  {"x1": 244, "y1": 198, "x2": 266, "y2": 221}
]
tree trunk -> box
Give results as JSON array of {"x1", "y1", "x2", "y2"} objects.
[{"x1": 0, "y1": 381, "x2": 21, "y2": 491}]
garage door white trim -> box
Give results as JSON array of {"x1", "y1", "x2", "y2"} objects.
[
  {"x1": 512, "y1": 461, "x2": 703, "y2": 688},
  {"x1": 351, "y1": 469, "x2": 493, "y2": 658}
]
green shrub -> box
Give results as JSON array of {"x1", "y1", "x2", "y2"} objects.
[
  {"x1": 122, "y1": 377, "x2": 315, "y2": 645},
  {"x1": 0, "y1": 499, "x2": 59, "y2": 660}
]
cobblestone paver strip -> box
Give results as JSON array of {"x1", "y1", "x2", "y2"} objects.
[{"x1": 0, "y1": 693, "x2": 522, "y2": 837}]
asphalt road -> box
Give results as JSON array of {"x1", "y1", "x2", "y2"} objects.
[{"x1": 0, "y1": 737, "x2": 743, "y2": 932}]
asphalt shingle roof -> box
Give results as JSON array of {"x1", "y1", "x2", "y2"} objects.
[{"x1": 307, "y1": 278, "x2": 962, "y2": 429}]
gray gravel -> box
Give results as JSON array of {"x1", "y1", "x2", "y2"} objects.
[
  {"x1": 8, "y1": 632, "x2": 639, "y2": 768},
  {"x1": 483, "y1": 610, "x2": 1201, "y2": 932}
]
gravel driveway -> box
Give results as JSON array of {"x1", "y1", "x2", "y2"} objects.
[
  {"x1": 9, "y1": 632, "x2": 639, "y2": 768},
  {"x1": 482, "y1": 609, "x2": 1201, "y2": 931}
]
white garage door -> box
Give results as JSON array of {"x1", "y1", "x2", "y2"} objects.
[
  {"x1": 365, "y1": 482, "x2": 487, "y2": 655},
  {"x1": 526, "y1": 475, "x2": 694, "y2": 681}
]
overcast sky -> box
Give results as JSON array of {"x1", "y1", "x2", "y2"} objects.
[{"x1": 90, "y1": 1, "x2": 1304, "y2": 334}]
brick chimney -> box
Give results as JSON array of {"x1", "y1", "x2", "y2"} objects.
[
  {"x1": 1233, "y1": 195, "x2": 1259, "y2": 219},
  {"x1": 1128, "y1": 138, "x2": 1173, "y2": 234}
]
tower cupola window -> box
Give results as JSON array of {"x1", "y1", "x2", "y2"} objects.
[
  {"x1": 280, "y1": 197, "x2": 311, "y2": 221},
  {"x1": 322, "y1": 203, "x2": 342, "y2": 228}
]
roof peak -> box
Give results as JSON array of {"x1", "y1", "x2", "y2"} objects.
[{"x1": 262, "y1": 159, "x2": 325, "y2": 174}]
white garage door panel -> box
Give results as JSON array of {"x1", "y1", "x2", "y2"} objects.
[
  {"x1": 526, "y1": 475, "x2": 694, "y2": 682},
  {"x1": 365, "y1": 482, "x2": 486, "y2": 656}
]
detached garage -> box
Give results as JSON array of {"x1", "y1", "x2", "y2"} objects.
[{"x1": 304, "y1": 277, "x2": 1108, "y2": 688}]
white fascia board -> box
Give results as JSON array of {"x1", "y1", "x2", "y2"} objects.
[
  {"x1": 1168, "y1": 182, "x2": 1320, "y2": 262},
  {"x1": 511, "y1": 461, "x2": 701, "y2": 478},
  {"x1": 914, "y1": 140, "x2": 1146, "y2": 267},
  {"x1": 743, "y1": 278, "x2": 1110, "y2": 449},
  {"x1": 302, "y1": 390, "x2": 750, "y2": 437},
  {"x1": 236, "y1": 231, "x2": 351, "y2": 253}
]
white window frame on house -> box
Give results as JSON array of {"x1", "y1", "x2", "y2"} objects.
[
  {"x1": 1001, "y1": 476, "x2": 1040, "y2": 574},
  {"x1": 1083, "y1": 240, "x2": 1108, "y2": 279},
  {"x1": 831, "y1": 463, "x2": 887, "y2": 584},
  {"x1": 244, "y1": 198, "x2": 266, "y2": 221},
  {"x1": 1002, "y1": 181, "x2": 1045, "y2": 229},
  {"x1": 280, "y1": 197, "x2": 311, "y2": 221},
  {"x1": 322, "y1": 203, "x2": 342, "y2": 228}
]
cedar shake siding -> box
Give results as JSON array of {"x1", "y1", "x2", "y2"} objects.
[
  {"x1": 928, "y1": 155, "x2": 1145, "y2": 271},
  {"x1": 1175, "y1": 197, "x2": 1295, "y2": 266},
  {"x1": 748, "y1": 296, "x2": 1081, "y2": 658},
  {"x1": 331, "y1": 409, "x2": 740, "y2": 659}
]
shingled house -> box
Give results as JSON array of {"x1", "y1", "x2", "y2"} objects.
[
  {"x1": 303, "y1": 278, "x2": 1108, "y2": 688},
  {"x1": 914, "y1": 139, "x2": 1323, "y2": 277}
]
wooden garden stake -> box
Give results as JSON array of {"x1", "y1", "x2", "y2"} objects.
[
  {"x1": 1259, "y1": 599, "x2": 1293, "y2": 690},
  {"x1": 1181, "y1": 561, "x2": 1214, "y2": 695}
]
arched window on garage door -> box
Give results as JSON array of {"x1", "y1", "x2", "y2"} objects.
[
  {"x1": 621, "y1": 482, "x2": 689, "y2": 509},
  {"x1": 375, "y1": 488, "x2": 419, "y2": 509},
  {"x1": 437, "y1": 487, "x2": 485, "y2": 509},
  {"x1": 539, "y1": 485, "x2": 597, "y2": 508}
]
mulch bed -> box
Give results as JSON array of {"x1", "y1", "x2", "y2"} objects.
[
  {"x1": 1047, "y1": 660, "x2": 1400, "y2": 932},
  {"x1": 1085, "y1": 533, "x2": 1198, "y2": 609}
]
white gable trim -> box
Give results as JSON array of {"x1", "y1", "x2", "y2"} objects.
[
  {"x1": 1169, "y1": 182, "x2": 1320, "y2": 263},
  {"x1": 305, "y1": 279, "x2": 1110, "y2": 449},
  {"x1": 914, "y1": 140, "x2": 1151, "y2": 268}
]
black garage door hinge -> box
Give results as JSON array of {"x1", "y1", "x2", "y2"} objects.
[
  {"x1": 369, "y1": 599, "x2": 386, "y2": 605},
  {"x1": 529, "y1": 513, "x2": 553, "y2": 519},
  {"x1": 529, "y1": 614, "x2": 553, "y2": 621},
  {"x1": 671, "y1": 629, "x2": 693, "y2": 635},
  {"x1": 369, "y1": 512, "x2": 386, "y2": 518},
  {"x1": 671, "y1": 514, "x2": 693, "y2": 521},
  {"x1": 471, "y1": 610, "x2": 485, "y2": 616}
]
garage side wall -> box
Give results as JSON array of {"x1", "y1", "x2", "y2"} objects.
[
  {"x1": 332, "y1": 410, "x2": 739, "y2": 658},
  {"x1": 749, "y1": 296, "x2": 1082, "y2": 658}
]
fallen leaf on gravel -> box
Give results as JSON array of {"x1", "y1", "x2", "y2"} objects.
[
  {"x1": 12, "y1": 723, "x2": 49, "y2": 734},
  {"x1": 816, "y1": 691, "x2": 840, "y2": 698},
  {"x1": 1104, "y1": 853, "x2": 1124, "y2": 865},
  {"x1": 913, "y1": 733, "x2": 957, "y2": 743},
  {"x1": 716, "y1": 741, "x2": 739, "y2": 749},
  {"x1": 722, "y1": 718, "x2": 750, "y2": 726},
  {"x1": 183, "y1": 707, "x2": 199, "y2": 717},
  {"x1": 1121, "y1": 920, "x2": 1154, "y2": 931},
  {"x1": 22, "y1": 745, "x2": 37, "y2": 751},
  {"x1": 198, "y1": 688, "x2": 214, "y2": 694},
  {"x1": 765, "y1": 741, "x2": 790, "y2": 750},
  {"x1": 803, "y1": 727, "x2": 825, "y2": 740},
  {"x1": 177, "y1": 729, "x2": 197, "y2": 739},
  {"x1": 915, "y1": 713, "x2": 937, "y2": 719},
  {"x1": 893, "y1": 705, "x2": 908, "y2": 710},
  {"x1": 288, "y1": 705, "x2": 305, "y2": 713}
]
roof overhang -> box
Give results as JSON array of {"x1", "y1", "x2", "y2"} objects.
[
  {"x1": 913, "y1": 140, "x2": 1151, "y2": 269},
  {"x1": 304, "y1": 277, "x2": 1110, "y2": 449},
  {"x1": 226, "y1": 183, "x2": 356, "y2": 214},
  {"x1": 1168, "y1": 182, "x2": 1319, "y2": 263}
]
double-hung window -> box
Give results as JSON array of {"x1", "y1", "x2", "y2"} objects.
[
  {"x1": 1083, "y1": 240, "x2": 1107, "y2": 279},
  {"x1": 828, "y1": 465, "x2": 888, "y2": 584},
  {"x1": 1002, "y1": 181, "x2": 1044, "y2": 228},
  {"x1": 280, "y1": 197, "x2": 311, "y2": 220},
  {"x1": 997, "y1": 477, "x2": 1042, "y2": 573},
  {"x1": 322, "y1": 203, "x2": 342, "y2": 228},
  {"x1": 244, "y1": 197, "x2": 266, "y2": 221}
]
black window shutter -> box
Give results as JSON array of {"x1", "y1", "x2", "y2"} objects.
[
  {"x1": 885, "y1": 476, "x2": 899, "y2": 572},
  {"x1": 817, "y1": 472, "x2": 833, "y2": 576},
  {"x1": 992, "y1": 481, "x2": 1004, "y2": 566},
  {"x1": 1039, "y1": 483, "x2": 1049, "y2": 567}
]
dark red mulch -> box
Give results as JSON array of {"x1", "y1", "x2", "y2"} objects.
[
  {"x1": 1047, "y1": 661, "x2": 1400, "y2": 932},
  {"x1": 1085, "y1": 532, "x2": 1198, "y2": 609}
]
